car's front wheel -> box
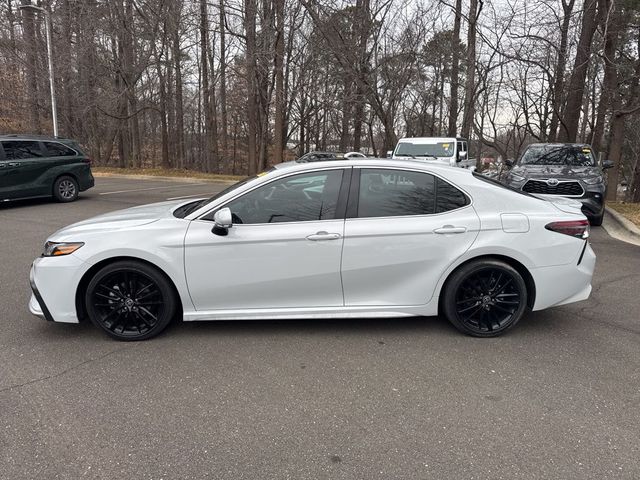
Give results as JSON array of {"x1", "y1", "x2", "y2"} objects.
[
  {"x1": 85, "y1": 261, "x2": 176, "y2": 341},
  {"x1": 53, "y1": 175, "x2": 79, "y2": 202},
  {"x1": 442, "y1": 259, "x2": 528, "y2": 337}
]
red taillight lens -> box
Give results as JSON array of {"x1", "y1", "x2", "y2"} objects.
[
  {"x1": 545, "y1": 220, "x2": 590, "y2": 239},
  {"x1": 82, "y1": 158, "x2": 92, "y2": 165}
]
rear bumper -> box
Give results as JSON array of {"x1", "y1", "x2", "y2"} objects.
[
  {"x1": 79, "y1": 170, "x2": 95, "y2": 192},
  {"x1": 530, "y1": 242, "x2": 596, "y2": 310}
]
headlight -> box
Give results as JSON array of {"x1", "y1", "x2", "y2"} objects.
[
  {"x1": 509, "y1": 173, "x2": 526, "y2": 182},
  {"x1": 583, "y1": 175, "x2": 603, "y2": 185},
  {"x1": 43, "y1": 241, "x2": 84, "y2": 257}
]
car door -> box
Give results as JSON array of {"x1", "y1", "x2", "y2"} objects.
[
  {"x1": 0, "y1": 140, "x2": 47, "y2": 199},
  {"x1": 341, "y1": 167, "x2": 480, "y2": 306},
  {"x1": 184, "y1": 168, "x2": 350, "y2": 311}
]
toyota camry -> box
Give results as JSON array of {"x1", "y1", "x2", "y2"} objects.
[{"x1": 29, "y1": 158, "x2": 595, "y2": 340}]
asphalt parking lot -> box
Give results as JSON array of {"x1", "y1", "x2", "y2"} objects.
[{"x1": 1, "y1": 176, "x2": 639, "y2": 479}]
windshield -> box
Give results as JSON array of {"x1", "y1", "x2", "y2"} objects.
[
  {"x1": 173, "y1": 173, "x2": 264, "y2": 218},
  {"x1": 395, "y1": 142, "x2": 455, "y2": 158},
  {"x1": 519, "y1": 145, "x2": 596, "y2": 167}
]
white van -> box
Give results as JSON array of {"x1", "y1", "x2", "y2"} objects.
[{"x1": 389, "y1": 137, "x2": 475, "y2": 170}]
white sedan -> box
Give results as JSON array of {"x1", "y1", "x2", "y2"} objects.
[{"x1": 29, "y1": 159, "x2": 595, "y2": 340}]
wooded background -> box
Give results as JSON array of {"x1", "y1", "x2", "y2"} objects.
[{"x1": 0, "y1": 0, "x2": 639, "y2": 200}]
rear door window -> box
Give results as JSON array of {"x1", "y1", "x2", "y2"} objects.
[
  {"x1": 1, "y1": 141, "x2": 45, "y2": 160},
  {"x1": 44, "y1": 141, "x2": 77, "y2": 157},
  {"x1": 357, "y1": 169, "x2": 470, "y2": 218}
]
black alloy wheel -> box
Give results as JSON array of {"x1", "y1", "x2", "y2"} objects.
[
  {"x1": 53, "y1": 175, "x2": 79, "y2": 202},
  {"x1": 443, "y1": 260, "x2": 527, "y2": 337},
  {"x1": 85, "y1": 261, "x2": 176, "y2": 341}
]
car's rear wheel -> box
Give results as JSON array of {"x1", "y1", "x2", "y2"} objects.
[
  {"x1": 442, "y1": 259, "x2": 528, "y2": 337},
  {"x1": 53, "y1": 175, "x2": 79, "y2": 202},
  {"x1": 85, "y1": 261, "x2": 176, "y2": 341}
]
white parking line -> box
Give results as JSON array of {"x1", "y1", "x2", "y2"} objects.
[
  {"x1": 99, "y1": 184, "x2": 205, "y2": 195},
  {"x1": 166, "y1": 193, "x2": 209, "y2": 200}
]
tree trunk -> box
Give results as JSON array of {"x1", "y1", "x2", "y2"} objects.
[
  {"x1": 558, "y1": 0, "x2": 598, "y2": 142},
  {"x1": 273, "y1": 0, "x2": 285, "y2": 163},
  {"x1": 447, "y1": 0, "x2": 462, "y2": 137},
  {"x1": 21, "y1": 0, "x2": 40, "y2": 132},
  {"x1": 219, "y1": 0, "x2": 228, "y2": 169},
  {"x1": 547, "y1": 0, "x2": 575, "y2": 142},
  {"x1": 591, "y1": 0, "x2": 619, "y2": 155},
  {"x1": 244, "y1": 0, "x2": 258, "y2": 175},
  {"x1": 173, "y1": 0, "x2": 185, "y2": 169},
  {"x1": 461, "y1": 0, "x2": 479, "y2": 139}
]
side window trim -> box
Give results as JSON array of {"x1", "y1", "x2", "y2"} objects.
[
  {"x1": 199, "y1": 167, "x2": 351, "y2": 224},
  {"x1": 349, "y1": 166, "x2": 472, "y2": 219}
]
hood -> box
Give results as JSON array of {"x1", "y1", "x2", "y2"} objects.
[
  {"x1": 511, "y1": 164, "x2": 600, "y2": 179},
  {"x1": 49, "y1": 199, "x2": 192, "y2": 239}
]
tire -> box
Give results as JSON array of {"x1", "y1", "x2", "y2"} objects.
[
  {"x1": 85, "y1": 260, "x2": 176, "y2": 341},
  {"x1": 53, "y1": 175, "x2": 79, "y2": 202},
  {"x1": 442, "y1": 259, "x2": 528, "y2": 337},
  {"x1": 589, "y1": 212, "x2": 604, "y2": 226}
]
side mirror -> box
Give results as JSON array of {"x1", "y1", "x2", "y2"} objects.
[
  {"x1": 505, "y1": 159, "x2": 514, "y2": 168},
  {"x1": 212, "y1": 207, "x2": 232, "y2": 236},
  {"x1": 602, "y1": 160, "x2": 614, "y2": 170},
  {"x1": 386, "y1": 150, "x2": 393, "y2": 158}
]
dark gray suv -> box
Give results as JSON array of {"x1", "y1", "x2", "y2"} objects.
[{"x1": 501, "y1": 143, "x2": 613, "y2": 225}]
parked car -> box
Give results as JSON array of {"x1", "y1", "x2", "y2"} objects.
[
  {"x1": 501, "y1": 143, "x2": 613, "y2": 225},
  {"x1": 296, "y1": 151, "x2": 366, "y2": 162},
  {"x1": 29, "y1": 158, "x2": 595, "y2": 341},
  {"x1": 390, "y1": 137, "x2": 476, "y2": 169},
  {"x1": 0, "y1": 134, "x2": 94, "y2": 203}
]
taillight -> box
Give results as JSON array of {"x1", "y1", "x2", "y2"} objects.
[
  {"x1": 545, "y1": 220, "x2": 590, "y2": 239},
  {"x1": 82, "y1": 158, "x2": 92, "y2": 165}
]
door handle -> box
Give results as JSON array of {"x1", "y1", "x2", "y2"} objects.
[
  {"x1": 7, "y1": 162, "x2": 20, "y2": 167},
  {"x1": 306, "y1": 231, "x2": 341, "y2": 241},
  {"x1": 434, "y1": 225, "x2": 467, "y2": 234}
]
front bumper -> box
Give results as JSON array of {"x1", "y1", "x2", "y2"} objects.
[
  {"x1": 578, "y1": 190, "x2": 605, "y2": 217},
  {"x1": 28, "y1": 255, "x2": 87, "y2": 323},
  {"x1": 29, "y1": 265, "x2": 53, "y2": 321}
]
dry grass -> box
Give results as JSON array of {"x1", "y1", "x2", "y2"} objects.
[
  {"x1": 92, "y1": 167, "x2": 245, "y2": 182},
  {"x1": 608, "y1": 202, "x2": 640, "y2": 227}
]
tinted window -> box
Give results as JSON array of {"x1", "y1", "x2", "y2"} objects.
[
  {"x1": 358, "y1": 169, "x2": 436, "y2": 217},
  {"x1": 44, "y1": 141, "x2": 76, "y2": 157},
  {"x1": 436, "y1": 177, "x2": 469, "y2": 212},
  {"x1": 2, "y1": 141, "x2": 44, "y2": 160},
  {"x1": 226, "y1": 170, "x2": 344, "y2": 224}
]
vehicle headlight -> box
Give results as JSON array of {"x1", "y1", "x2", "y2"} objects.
[
  {"x1": 583, "y1": 175, "x2": 603, "y2": 185},
  {"x1": 43, "y1": 241, "x2": 84, "y2": 257},
  {"x1": 509, "y1": 173, "x2": 526, "y2": 182}
]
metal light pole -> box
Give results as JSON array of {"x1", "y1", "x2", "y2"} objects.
[{"x1": 19, "y1": 4, "x2": 58, "y2": 138}]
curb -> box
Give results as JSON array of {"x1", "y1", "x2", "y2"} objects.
[
  {"x1": 93, "y1": 172, "x2": 239, "y2": 185},
  {"x1": 602, "y1": 207, "x2": 640, "y2": 246}
]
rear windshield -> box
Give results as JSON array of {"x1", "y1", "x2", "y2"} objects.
[{"x1": 519, "y1": 145, "x2": 596, "y2": 167}]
